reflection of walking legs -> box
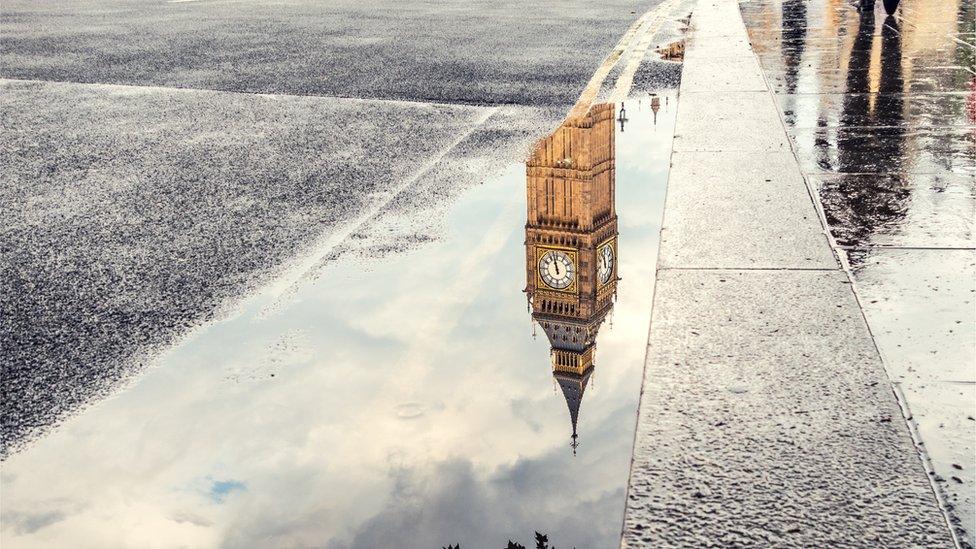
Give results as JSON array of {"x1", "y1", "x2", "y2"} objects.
[{"x1": 858, "y1": 0, "x2": 899, "y2": 14}]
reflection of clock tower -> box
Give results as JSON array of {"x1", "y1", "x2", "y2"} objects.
[{"x1": 524, "y1": 102, "x2": 618, "y2": 454}]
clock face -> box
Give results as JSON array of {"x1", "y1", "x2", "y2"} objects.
[
  {"x1": 538, "y1": 249, "x2": 576, "y2": 290},
  {"x1": 598, "y1": 243, "x2": 615, "y2": 285}
]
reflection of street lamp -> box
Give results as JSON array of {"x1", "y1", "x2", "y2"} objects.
[{"x1": 617, "y1": 102, "x2": 628, "y2": 132}]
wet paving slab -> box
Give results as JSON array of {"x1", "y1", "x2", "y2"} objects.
[
  {"x1": 0, "y1": 95, "x2": 679, "y2": 548},
  {"x1": 812, "y1": 173, "x2": 974, "y2": 248},
  {"x1": 778, "y1": 92, "x2": 974, "y2": 128},
  {"x1": 741, "y1": 0, "x2": 976, "y2": 544},
  {"x1": 792, "y1": 126, "x2": 975, "y2": 175}
]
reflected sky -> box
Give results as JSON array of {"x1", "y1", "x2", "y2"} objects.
[{"x1": 0, "y1": 96, "x2": 677, "y2": 548}]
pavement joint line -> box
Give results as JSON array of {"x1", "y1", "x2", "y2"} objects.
[
  {"x1": 838, "y1": 245, "x2": 976, "y2": 251},
  {"x1": 0, "y1": 76, "x2": 534, "y2": 111}
]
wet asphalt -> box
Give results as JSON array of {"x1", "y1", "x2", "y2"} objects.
[{"x1": 0, "y1": 0, "x2": 669, "y2": 455}]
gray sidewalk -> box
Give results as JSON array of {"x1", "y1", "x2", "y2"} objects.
[{"x1": 621, "y1": 0, "x2": 955, "y2": 545}]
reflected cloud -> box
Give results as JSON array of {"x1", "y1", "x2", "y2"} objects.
[
  {"x1": 325, "y1": 449, "x2": 626, "y2": 549},
  {"x1": 1, "y1": 511, "x2": 70, "y2": 536},
  {"x1": 0, "y1": 499, "x2": 85, "y2": 536},
  {"x1": 208, "y1": 479, "x2": 247, "y2": 504}
]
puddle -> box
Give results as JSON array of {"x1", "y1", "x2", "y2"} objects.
[{"x1": 0, "y1": 94, "x2": 679, "y2": 548}]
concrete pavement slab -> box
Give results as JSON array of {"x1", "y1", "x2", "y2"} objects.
[
  {"x1": 681, "y1": 35, "x2": 754, "y2": 61},
  {"x1": 672, "y1": 91, "x2": 790, "y2": 152},
  {"x1": 688, "y1": 0, "x2": 748, "y2": 31},
  {"x1": 622, "y1": 269, "x2": 953, "y2": 547},
  {"x1": 848, "y1": 248, "x2": 975, "y2": 541},
  {"x1": 777, "y1": 92, "x2": 976, "y2": 129},
  {"x1": 901, "y1": 381, "x2": 976, "y2": 545},
  {"x1": 741, "y1": 0, "x2": 974, "y2": 543},
  {"x1": 678, "y1": 56, "x2": 767, "y2": 92},
  {"x1": 847, "y1": 249, "x2": 976, "y2": 386},
  {"x1": 659, "y1": 151, "x2": 836, "y2": 269},
  {"x1": 791, "y1": 127, "x2": 976, "y2": 176},
  {"x1": 624, "y1": 0, "x2": 955, "y2": 544}
]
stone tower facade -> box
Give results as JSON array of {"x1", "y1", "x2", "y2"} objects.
[{"x1": 524, "y1": 102, "x2": 618, "y2": 452}]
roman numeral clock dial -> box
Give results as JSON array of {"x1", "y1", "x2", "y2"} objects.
[
  {"x1": 598, "y1": 241, "x2": 615, "y2": 286},
  {"x1": 538, "y1": 249, "x2": 576, "y2": 290}
]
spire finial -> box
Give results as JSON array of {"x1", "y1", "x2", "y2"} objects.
[{"x1": 617, "y1": 102, "x2": 628, "y2": 132}]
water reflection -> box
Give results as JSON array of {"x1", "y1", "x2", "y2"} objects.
[
  {"x1": 0, "y1": 94, "x2": 678, "y2": 548},
  {"x1": 524, "y1": 103, "x2": 617, "y2": 455},
  {"x1": 826, "y1": 10, "x2": 910, "y2": 245},
  {"x1": 740, "y1": 0, "x2": 975, "y2": 543},
  {"x1": 780, "y1": 0, "x2": 806, "y2": 95},
  {"x1": 744, "y1": 0, "x2": 975, "y2": 247}
]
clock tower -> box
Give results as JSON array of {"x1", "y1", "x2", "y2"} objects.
[{"x1": 524, "y1": 102, "x2": 618, "y2": 453}]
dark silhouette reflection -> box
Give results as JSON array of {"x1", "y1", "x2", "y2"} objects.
[
  {"x1": 523, "y1": 103, "x2": 617, "y2": 455},
  {"x1": 882, "y1": 0, "x2": 901, "y2": 15},
  {"x1": 781, "y1": 0, "x2": 807, "y2": 95},
  {"x1": 821, "y1": 10, "x2": 910, "y2": 246}
]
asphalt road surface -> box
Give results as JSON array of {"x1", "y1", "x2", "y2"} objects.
[{"x1": 1, "y1": 0, "x2": 668, "y2": 455}]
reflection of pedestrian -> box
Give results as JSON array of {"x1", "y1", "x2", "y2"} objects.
[
  {"x1": 781, "y1": 0, "x2": 807, "y2": 95},
  {"x1": 829, "y1": 7, "x2": 908, "y2": 247},
  {"x1": 882, "y1": 0, "x2": 900, "y2": 14}
]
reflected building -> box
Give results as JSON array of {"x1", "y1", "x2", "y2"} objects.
[{"x1": 523, "y1": 103, "x2": 618, "y2": 454}]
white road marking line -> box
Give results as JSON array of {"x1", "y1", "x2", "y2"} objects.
[
  {"x1": 263, "y1": 1, "x2": 684, "y2": 302},
  {"x1": 610, "y1": 0, "x2": 683, "y2": 103},
  {"x1": 568, "y1": 0, "x2": 684, "y2": 119}
]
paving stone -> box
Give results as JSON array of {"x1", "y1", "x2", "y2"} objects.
[
  {"x1": 624, "y1": 0, "x2": 955, "y2": 544},
  {"x1": 847, "y1": 248, "x2": 976, "y2": 385},
  {"x1": 660, "y1": 152, "x2": 836, "y2": 269},
  {"x1": 679, "y1": 56, "x2": 767, "y2": 92},
  {"x1": 813, "y1": 173, "x2": 975, "y2": 248},
  {"x1": 672, "y1": 91, "x2": 789, "y2": 152},
  {"x1": 622, "y1": 269, "x2": 954, "y2": 547}
]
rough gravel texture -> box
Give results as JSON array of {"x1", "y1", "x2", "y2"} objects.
[{"x1": 1, "y1": 0, "x2": 658, "y2": 106}]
